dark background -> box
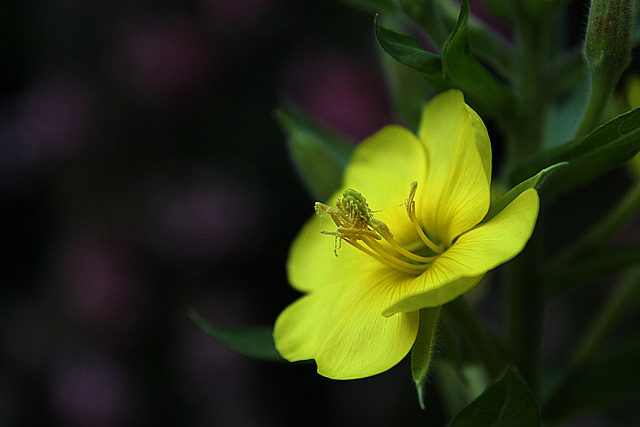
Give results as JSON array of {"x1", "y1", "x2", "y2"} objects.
[
  {"x1": 3, "y1": 0, "x2": 637, "y2": 425},
  {"x1": 0, "y1": 0, "x2": 438, "y2": 425}
]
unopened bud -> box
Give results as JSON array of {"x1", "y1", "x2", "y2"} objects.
[
  {"x1": 585, "y1": 0, "x2": 633, "y2": 74},
  {"x1": 577, "y1": 0, "x2": 635, "y2": 135}
]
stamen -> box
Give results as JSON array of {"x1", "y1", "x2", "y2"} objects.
[
  {"x1": 321, "y1": 228, "x2": 380, "y2": 241},
  {"x1": 316, "y1": 186, "x2": 441, "y2": 275},
  {"x1": 361, "y1": 237, "x2": 431, "y2": 271},
  {"x1": 404, "y1": 182, "x2": 444, "y2": 254},
  {"x1": 344, "y1": 239, "x2": 424, "y2": 275},
  {"x1": 371, "y1": 220, "x2": 437, "y2": 263}
]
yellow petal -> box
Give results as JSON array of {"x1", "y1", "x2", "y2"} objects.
[
  {"x1": 274, "y1": 270, "x2": 420, "y2": 379},
  {"x1": 287, "y1": 124, "x2": 427, "y2": 293},
  {"x1": 287, "y1": 211, "x2": 389, "y2": 293},
  {"x1": 417, "y1": 90, "x2": 492, "y2": 247},
  {"x1": 383, "y1": 188, "x2": 539, "y2": 315},
  {"x1": 382, "y1": 275, "x2": 483, "y2": 317},
  {"x1": 344, "y1": 125, "x2": 427, "y2": 245},
  {"x1": 273, "y1": 292, "x2": 336, "y2": 362}
]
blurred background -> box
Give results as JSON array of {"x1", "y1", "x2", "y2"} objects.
[
  {"x1": 0, "y1": 0, "x2": 439, "y2": 425},
  {"x1": 4, "y1": 0, "x2": 638, "y2": 425}
]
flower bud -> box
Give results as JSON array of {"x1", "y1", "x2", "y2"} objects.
[
  {"x1": 585, "y1": 0, "x2": 633, "y2": 75},
  {"x1": 576, "y1": 0, "x2": 634, "y2": 135}
]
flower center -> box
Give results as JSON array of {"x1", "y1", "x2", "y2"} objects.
[{"x1": 315, "y1": 182, "x2": 444, "y2": 275}]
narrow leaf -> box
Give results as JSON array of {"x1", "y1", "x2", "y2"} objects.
[
  {"x1": 378, "y1": 39, "x2": 435, "y2": 130},
  {"x1": 483, "y1": 162, "x2": 567, "y2": 224},
  {"x1": 440, "y1": 0, "x2": 514, "y2": 117},
  {"x1": 276, "y1": 107, "x2": 354, "y2": 201},
  {"x1": 189, "y1": 310, "x2": 286, "y2": 362},
  {"x1": 411, "y1": 307, "x2": 441, "y2": 409},
  {"x1": 439, "y1": 0, "x2": 513, "y2": 80},
  {"x1": 374, "y1": 15, "x2": 442, "y2": 75},
  {"x1": 449, "y1": 366, "x2": 540, "y2": 427},
  {"x1": 512, "y1": 107, "x2": 640, "y2": 195}
]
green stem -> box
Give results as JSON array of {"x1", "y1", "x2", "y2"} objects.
[
  {"x1": 543, "y1": 268, "x2": 640, "y2": 419},
  {"x1": 506, "y1": 17, "x2": 550, "y2": 166},
  {"x1": 446, "y1": 296, "x2": 503, "y2": 378},
  {"x1": 503, "y1": 13, "x2": 551, "y2": 391},
  {"x1": 576, "y1": 64, "x2": 621, "y2": 136},
  {"x1": 505, "y1": 230, "x2": 543, "y2": 390}
]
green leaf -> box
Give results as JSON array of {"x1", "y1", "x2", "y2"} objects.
[
  {"x1": 378, "y1": 39, "x2": 436, "y2": 130},
  {"x1": 512, "y1": 107, "x2": 640, "y2": 197},
  {"x1": 439, "y1": 0, "x2": 513, "y2": 80},
  {"x1": 189, "y1": 310, "x2": 286, "y2": 362},
  {"x1": 374, "y1": 15, "x2": 442, "y2": 75},
  {"x1": 440, "y1": 0, "x2": 514, "y2": 118},
  {"x1": 375, "y1": 10, "x2": 435, "y2": 129},
  {"x1": 483, "y1": 162, "x2": 567, "y2": 224},
  {"x1": 449, "y1": 366, "x2": 541, "y2": 427},
  {"x1": 411, "y1": 307, "x2": 441, "y2": 410},
  {"x1": 276, "y1": 107, "x2": 354, "y2": 201}
]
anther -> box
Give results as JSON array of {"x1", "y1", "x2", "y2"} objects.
[{"x1": 315, "y1": 185, "x2": 440, "y2": 274}]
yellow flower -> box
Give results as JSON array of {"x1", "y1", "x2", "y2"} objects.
[{"x1": 274, "y1": 90, "x2": 540, "y2": 380}]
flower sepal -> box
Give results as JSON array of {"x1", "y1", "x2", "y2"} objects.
[
  {"x1": 411, "y1": 307, "x2": 441, "y2": 410},
  {"x1": 511, "y1": 106, "x2": 640, "y2": 199},
  {"x1": 483, "y1": 162, "x2": 567, "y2": 224}
]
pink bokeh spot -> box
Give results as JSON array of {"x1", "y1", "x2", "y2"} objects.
[
  {"x1": 0, "y1": 73, "x2": 93, "y2": 188},
  {"x1": 50, "y1": 355, "x2": 135, "y2": 427},
  {"x1": 148, "y1": 173, "x2": 267, "y2": 261},
  {"x1": 18, "y1": 75, "x2": 92, "y2": 160},
  {"x1": 281, "y1": 47, "x2": 391, "y2": 141},
  {"x1": 50, "y1": 231, "x2": 149, "y2": 335},
  {"x1": 113, "y1": 14, "x2": 216, "y2": 108}
]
